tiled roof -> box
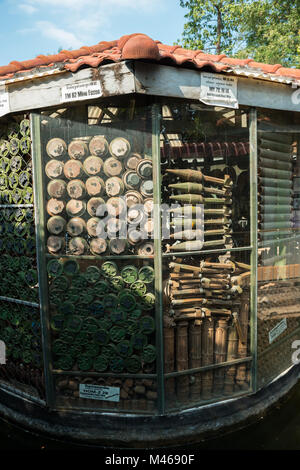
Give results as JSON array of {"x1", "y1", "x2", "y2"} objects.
[{"x1": 1, "y1": 33, "x2": 300, "y2": 83}]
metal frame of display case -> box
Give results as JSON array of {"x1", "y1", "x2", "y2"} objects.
[{"x1": 28, "y1": 100, "x2": 257, "y2": 415}]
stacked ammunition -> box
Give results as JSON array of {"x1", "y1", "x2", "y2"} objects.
[
  {"x1": 45, "y1": 134, "x2": 154, "y2": 256},
  {"x1": 163, "y1": 259, "x2": 250, "y2": 404},
  {"x1": 49, "y1": 259, "x2": 156, "y2": 376},
  {"x1": 257, "y1": 132, "x2": 294, "y2": 243},
  {"x1": 165, "y1": 169, "x2": 233, "y2": 252}
]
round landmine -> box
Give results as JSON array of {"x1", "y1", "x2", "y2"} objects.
[
  {"x1": 106, "y1": 197, "x2": 126, "y2": 217},
  {"x1": 66, "y1": 199, "x2": 86, "y2": 217},
  {"x1": 105, "y1": 177, "x2": 124, "y2": 197},
  {"x1": 106, "y1": 217, "x2": 126, "y2": 237},
  {"x1": 47, "y1": 215, "x2": 66, "y2": 235},
  {"x1": 86, "y1": 217, "x2": 105, "y2": 237},
  {"x1": 19, "y1": 136, "x2": 31, "y2": 155},
  {"x1": 121, "y1": 265, "x2": 138, "y2": 284},
  {"x1": 47, "y1": 198, "x2": 65, "y2": 217},
  {"x1": 142, "y1": 218, "x2": 154, "y2": 237},
  {"x1": 63, "y1": 160, "x2": 84, "y2": 179},
  {"x1": 83, "y1": 156, "x2": 103, "y2": 175},
  {"x1": 143, "y1": 198, "x2": 153, "y2": 216},
  {"x1": 10, "y1": 155, "x2": 22, "y2": 172},
  {"x1": 8, "y1": 171, "x2": 19, "y2": 189},
  {"x1": 67, "y1": 217, "x2": 86, "y2": 237},
  {"x1": 45, "y1": 159, "x2": 64, "y2": 179},
  {"x1": 90, "y1": 237, "x2": 107, "y2": 255},
  {"x1": 108, "y1": 238, "x2": 127, "y2": 255},
  {"x1": 123, "y1": 170, "x2": 141, "y2": 190},
  {"x1": 137, "y1": 241, "x2": 154, "y2": 256},
  {"x1": 87, "y1": 197, "x2": 105, "y2": 217},
  {"x1": 128, "y1": 227, "x2": 144, "y2": 245},
  {"x1": 67, "y1": 179, "x2": 86, "y2": 199},
  {"x1": 63, "y1": 259, "x2": 79, "y2": 276},
  {"x1": 18, "y1": 171, "x2": 31, "y2": 188},
  {"x1": 86, "y1": 176, "x2": 104, "y2": 197},
  {"x1": 125, "y1": 153, "x2": 142, "y2": 170},
  {"x1": 124, "y1": 190, "x2": 143, "y2": 208},
  {"x1": 68, "y1": 237, "x2": 88, "y2": 255},
  {"x1": 68, "y1": 139, "x2": 89, "y2": 160},
  {"x1": 0, "y1": 140, "x2": 9, "y2": 158},
  {"x1": 20, "y1": 119, "x2": 30, "y2": 136},
  {"x1": 138, "y1": 266, "x2": 155, "y2": 283},
  {"x1": 103, "y1": 157, "x2": 123, "y2": 177},
  {"x1": 127, "y1": 205, "x2": 145, "y2": 226},
  {"x1": 89, "y1": 135, "x2": 109, "y2": 158},
  {"x1": 47, "y1": 235, "x2": 65, "y2": 254},
  {"x1": 136, "y1": 159, "x2": 152, "y2": 179},
  {"x1": 109, "y1": 137, "x2": 131, "y2": 159},
  {"x1": 140, "y1": 179, "x2": 153, "y2": 198},
  {"x1": 9, "y1": 138, "x2": 20, "y2": 156},
  {"x1": 46, "y1": 138, "x2": 67, "y2": 159}
]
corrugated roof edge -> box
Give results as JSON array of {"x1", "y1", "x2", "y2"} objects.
[{"x1": 0, "y1": 33, "x2": 300, "y2": 84}]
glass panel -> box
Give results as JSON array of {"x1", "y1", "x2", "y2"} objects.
[
  {"x1": 35, "y1": 97, "x2": 157, "y2": 412},
  {"x1": 0, "y1": 115, "x2": 44, "y2": 399},
  {"x1": 160, "y1": 100, "x2": 251, "y2": 409},
  {"x1": 257, "y1": 109, "x2": 300, "y2": 388}
]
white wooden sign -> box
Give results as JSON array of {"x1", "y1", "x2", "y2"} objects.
[
  {"x1": 79, "y1": 383, "x2": 120, "y2": 402},
  {"x1": 0, "y1": 86, "x2": 10, "y2": 117},
  {"x1": 200, "y1": 72, "x2": 238, "y2": 109},
  {"x1": 268, "y1": 318, "x2": 287, "y2": 344},
  {"x1": 61, "y1": 80, "x2": 102, "y2": 103}
]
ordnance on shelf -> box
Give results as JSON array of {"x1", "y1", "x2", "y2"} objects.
[
  {"x1": 231, "y1": 271, "x2": 251, "y2": 287},
  {"x1": 66, "y1": 199, "x2": 86, "y2": 217},
  {"x1": 169, "y1": 206, "x2": 231, "y2": 217},
  {"x1": 103, "y1": 157, "x2": 123, "y2": 177},
  {"x1": 123, "y1": 170, "x2": 141, "y2": 190},
  {"x1": 125, "y1": 153, "x2": 142, "y2": 170},
  {"x1": 170, "y1": 229, "x2": 204, "y2": 240},
  {"x1": 86, "y1": 176, "x2": 105, "y2": 196},
  {"x1": 169, "y1": 194, "x2": 232, "y2": 205},
  {"x1": 169, "y1": 261, "x2": 233, "y2": 274},
  {"x1": 90, "y1": 237, "x2": 107, "y2": 255},
  {"x1": 68, "y1": 237, "x2": 88, "y2": 255},
  {"x1": 259, "y1": 186, "x2": 292, "y2": 197},
  {"x1": 89, "y1": 135, "x2": 109, "y2": 158},
  {"x1": 47, "y1": 235, "x2": 65, "y2": 254},
  {"x1": 47, "y1": 198, "x2": 65, "y2": 216},
  {"x1": 259, "y1": 157, "x2": 292, "y2": 171},
  {"x1": 124, "y1": 190, "x2": 143, "y2": 207},
  {"x1": 86, "y1": 217, "x2": 105, "y2": 237},
  {"x1": 107, "y1": 196, "x2": 127, "y2": 217},
  {"x1": 136, "y1": 159, "x2": 152, "y2": 179},
  {"x1": 201, "y1": 317, "x2": 215, "y2": 400},
  {"x1": 109, "y1": 137, "x2": 131, "y2": 159},
  {"x1": 235, "y1": 291, "x2": 250, "y2": 390},
  {"x1": 168, "y1": 236, "x2": 232, "y2": 251},
  {"x1": 258, "y1": 213, "x2": 292, "y2": 223},
  {"x1": 105, "y1": 176, "x2": 124, "y2": 197},
  {"x1": 137, "y1": 241, "x2": 155, "y2": 256},
  {"x1": 176, "y1": 321, "x2": 189, "y2": 402},
  {"x1": 223, "y1": 319, "x2": 239, "y2": 395},
  {"x1": 108, "y1": 238, "x2": 128, "y2": 255},
  {"x1": 83, "y1": 156, "x2": 104, "y2": 175},
  {"x1": 170, "y1": 297, "x2": 235, "y2": 307},
  {"x1": 258, "y1": 138, "x2": 292, "y2": 154},
  {"x1": 258, "y1": 147, "x2": 292, "y2": 162},
  {"x1": 66, "y1": 217, "x2": 86, "y2": 237},
  {"x1": 165, "y1": 169, "x2": 232, "y2": 188},
  {"x1": 47, "y1": 215, "x2": 66, "y2": 235},
  {"x1": 63, "y1": 160, "x2": 85, "y2": 179},
  {"x1": 258, "y1": 221, "x2": 293, "y2": 230},
  {"x1": 259, "y1": 203, "x2": 292, "y2": 214},
  {"x1": 258, "y1": 176, "x2": 292, "y2": 188},
  {"x1": 87, "y1": 197, "x2": 105, "y2": 217},
  {"x1": 47, "y1": 179, "x2": 67, "y2": 199},
  {"x1": 67, "y1": 179, "x2": 86, "y2": 199},
  {"x1": 140, "y1": 179, "x2": 153, "y2": 198},
  {"x1": 68, "y1": 139, "x2": 89, "y2": 160},
  {"x1": 258, "y1": 195, "x2": 292, "y2": 205},
  {"x1": 46, "y1": 137, "x2": 67, "y2": 159},
  {"x1": 168, "y1": 182, "x2": 231, "y2": 197},
  {"x1": 45, "y1": 159, "x2": 64, "y2": 179},
  {"x1": 258, "y1": 167, "x2": 291, "y2": 180},
  {"x1": 213, "y1": 318, "x2": 228, "y2": 396}
]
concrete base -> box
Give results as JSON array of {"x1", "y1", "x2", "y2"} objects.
[{"x1": 0, "y1": 365, "x2": 299, "y2": 448}]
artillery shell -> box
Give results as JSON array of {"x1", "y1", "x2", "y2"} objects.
[
  {"x1": 86, "y1": 217, "x2": 105, "y2": 237},
  {"x1": 140, "y1": 179, "x2": 153, "y2": 197},
  {"x1": 66, "y1": 217, "x2": 86, "y2": 237},
  {"x1": 47, "y1": 198, "x2": 65, "y2": 216},
  {"x1": 124, "y1": 190, "x2": 143, "y2": 207},
  {"x1": 68, "y1": 237, "x2": 88, "y2": 255},
  {"x1": 68, "y1": 139, "x2": 89, "y2": 160},
  {"x1": 89, "y1": 135, "x2": 109, "y2": 158},
  {"x1": 63, "y1": 160, "x2": 85, "y2": 179},
  {"x1": 105, "y1": 177, "x2": 124, "y2": 197},
  {"x1": 45, "y1": 159, "x2": 64, "y2": 179},
  {"x1": 103, "y1": 157, "x2": 123, "y2": 177},
  {"x1": 46, "y1": 138, "x2": 67, "y2": 159},
  {"x1": 47, "y1": 215, "x2": 66, "y2": 235},
  {"x1": 83, "y1": 155, "x2": 103, "y2": 175},
  {"x1": 106, "y1": 196, "x2": 127, "y2": 217},
  {"x1": 109, "y1": 137, "x2": 131, "y2": 159},
  {"x1": 67, "y1": 179, "x2": 86, "y2": 199},
  {"x1": 109, "y1": 238, "x2": 128, "y2": 255},
  {"x1": 127, "y1": 205, "x2": 145, "y2": 225},
  {"x1": 47, "y1": 235, "x2": 65, "y2": 254},
  {"x1": 137, "y1": 241, "x2": 154, "y2": 256},
  {"x1": 90, "y1": 238, "x2": 107, "y2": 255},
  {"x1": 123, "y1": 170, "x2": 141, "y2": 190},
  {"x1": 136, "y1": 159, "x2": 152, "y2": 179},
  {"x1": 66, "y1": 199, "x2": 86, "y2": 217},
  {"x1": 87, "y1": 197, "x2": 105, "y2": 217},
  {"x1": 125, "y1": 153, "x2": 142, "y2": 170}
]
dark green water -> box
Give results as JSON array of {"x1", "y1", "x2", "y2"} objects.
[{"x1": 1, "y1": 381, "x2": 300, "y2": 452}]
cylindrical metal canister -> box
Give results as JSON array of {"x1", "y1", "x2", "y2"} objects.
[
  {"x1": 109, "y1": 137, "x2": 131, "y2": 159},
  {"x1": 127, "y1": 205, "x2": 145, "y2": 226},
  {"x1": 63, "y1": 160, "x2": 85, "y2": 179},
  {"x1": 124, "y1": 190, "x2": 143, "y2": 208},
  {"x1": 85, "y1": 176, "x2": 105, "y2": 197},
  {"x1": 90, "y1": 237, "x2": 107, "y2": 255},
  {"x1": 136, "y1": 159, "x2": 152, "y2": 179},
  {"x1": 109, "y1": 238, "x2": 128, "y2": 255},
  {"x1": 83, "y1": 156, "x2": 103, "y2": 175},
  {"x1": 45, "y1": 159, "x2": 64, "y2": 179},
  {"x1": 47, "y1": 198, "x2": 65, "y2": 216},
  {"x1": 47, "y1": 215, "x2": 66, "y2": 235},
  {"x1": 67, "y1": 217, "x2": 86, "y2": 237},
  {"x1": 67, "y1": 179, "x2": 86, "y2": 199},
  {"x1": 87, "y1": 197, "x2": 105, "y2": 217},
  {"x1": 86, "y1": 217, "x2": 105, "y2": 237},
  {"x1": 46, "y1": 138, "x2": 67, "y2": 159},
  {"x1": 106, "y1": 196, "x2": 127, "y2": 217},
  {"x1": 66, "y1": 199, "x2": 86, "y2": 217},
  {"x1": 105, "y1": 177, "x2": 124, "y2": 197},
  {"x1": 68, "y1": 237, "x2": 88, "y2": 255},
  {"x1": 68, "y1": 139, "x2": 89, "y2": 160},
  {"x1": 47, "y1": 235, "x2": 65, "y2": 254},
  {"x1": 123, "y1": 170, "x2": 141, "y2": 190},
  {"x1": 137, "y1": 241, "x2": 154, "y2": 256},
  {"x1": 140, "y1": 180, "x2": 153, "y2": 198},
  {"x1": 89, "y1": 135, "x2": 109, "y2": 158},
  {"x1": 125, "y1": 153, "x2": 142, "y2": 170},
  {"x1": 103, "y1": 157, "x2": 123, "y2": 177}
]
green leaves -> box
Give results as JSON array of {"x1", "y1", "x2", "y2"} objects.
[{"x1": 178, "y1": 0, "x2": 300, "y2": 67}]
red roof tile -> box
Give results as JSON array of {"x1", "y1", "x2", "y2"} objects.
[{"x1": 1, "y1": 33, "x2": 300, "y2": 82}]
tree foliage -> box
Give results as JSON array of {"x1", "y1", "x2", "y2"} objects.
[{"x1": 179, "y1": 0, "x2": 300, "y2": 67}]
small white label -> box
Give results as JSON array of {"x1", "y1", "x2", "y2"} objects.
[
  {"x1": 61, "y1": 80, "x2": 102, "y2": 103},
  {"x1": 269, "y1": 318, "x2": 287, "y2": 344},
  {"x1": 79, "y1": 384, "x2": 120, "y2": 402},
  {"x1": 0, "y1": 87, "x2": 10, "y2": 117},
  {"x1": 200, "y1": 72, "x2": 238, "y2": 109}
]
